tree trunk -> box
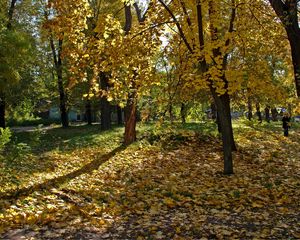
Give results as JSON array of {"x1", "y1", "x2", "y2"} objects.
[
  {"x1": 268, "y1": 0, "x2": 300, "y2": 96},
  {"x1": 288, "y1": 103, "x2": 292, "y2": 115},
  {"x1": 57, "y1": 41, "x2": 68, "y2": 128},
  {"x1": 0, "y1": 92, "x2": 5, "y2": 129},
  {"x1": 247, "y1": 97, "x2": 253, "y2": 121},
  {"x1": 100, "y1": 72, "x2": 111, "y2": 130},
  {"x1": 169, "y1": 103, "x2": 174, "y2": 123},
  {"x1": 211, "y1": 89, "x2": 234, "y2": 175},
  {"x1": 256, "y1": 102, "x2": 262, "y2": 123},
  {"x1": 50, "y1": 37, "x2": 69, "y2": 128},
  {"x1": 211, "y1": 101, "x2": 217, "y2": 120},
  {"x1": 124, "y1": 96, "x2": 137, "y2": 145},
  {"x1": 288, "y1": 34, "x2": 300, "y2": 97},
  {"x1": 265, "y1": 106, "x2": 270, "y2": 123},
  {"x1": 271, "y1": 108, "x2": 278, "y2": 121},
  {"x1": 180, "y1": 103, "x2": 186, "y2": 124},
  {"x1": 216, "y1": 112, "x2": 222, "y2": 133},
  {"x1": 85, "y1": 99, "x2": 92, "y2": 125},
  {"x1": 117, "y1": 106, "x2": 123, "y2": 125},
  {"x1": 57, "y1": 75, "x2": 68, "y2": 127}
]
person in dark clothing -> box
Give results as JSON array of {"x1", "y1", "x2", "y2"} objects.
[{"x1": 282, "y1": 112, "x2": 291, "y2": 136}]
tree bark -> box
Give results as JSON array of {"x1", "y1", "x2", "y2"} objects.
[
  {"x1": 0, "y1": 92, "x2": 5, "y2": 129},
  {"x1": 85, "y1": 99, "x2": 92, "y2": 125},
  {"x1": 57, "y1": 40, "x2": 69, "y2": 128},
  {"x1": 216, "y1": 112, "x2": 222, "y2": 133},
  {"x1": 100, "y1": 72, "x2": 111, "y2": 130},
  {"x1": 247, "y1": 97, "x2": 253, "y2": 120},
  {"x1": 169, "y1": 103, "x2": 174, "y2": 123},
  {"x1": 211, "y1": 101, "x2": 217, "y2": 120},
  {"x1": 265, "y1": 106, "x2": 270, "y2": 123},
  {"x1": 269, "y1": 0, "x2": 300, "y2": 96},
  {"x1": 117, "y1": 106, "x2": 123, "y2": 125},
  {"x1": 211, "y1": 89, "x2": 234, "y2": 174},
  {"x1": 256, "y1": 102, "x2": 262, "y2": 123},
  {"x1": 49, "y1": 36, "x2": 69, "y2": 128},
  {"x1": 180, "y1": 103, "x2": 186, "y2": 124},
  {"x1": 271, "y1": 108, "x2": 278, "y2": 121},
  {"x1": 124, "y1": 96, "x2": 137, "y2": 145}
]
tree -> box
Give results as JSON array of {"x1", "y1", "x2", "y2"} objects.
[
  {"x1": 268, "y1": 0, "x2": 300, "y2": 97},
  {"x1": 0, "y1": 0, "x2": 34, "y2": 128},
  {"x1": 43, "y1": 5, "x2": 69, "y2": 127},
  {"x1": 156, "y1": 0, "x2": 238, "y2": 174}
]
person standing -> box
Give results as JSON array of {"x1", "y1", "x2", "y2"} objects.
[{"x1": 282, "y1": 112, "x2": 291, "y2": 136}]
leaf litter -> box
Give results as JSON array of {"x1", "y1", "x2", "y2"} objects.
[{"x1": 0, "y1": 124, "x2": 299, "y2": 239}]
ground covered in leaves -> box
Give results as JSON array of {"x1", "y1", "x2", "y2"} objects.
[{"x1": 0, "y1": 121, "x2": 299, "y2": 239}]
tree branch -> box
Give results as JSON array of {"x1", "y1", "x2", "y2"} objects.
[{"x1": 157, "y1": 0, "x2": 193, "y2": 54}]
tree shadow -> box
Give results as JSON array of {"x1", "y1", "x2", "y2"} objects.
[{"x1": 0, "y1": 145, "x2": 126, "y2": 208}]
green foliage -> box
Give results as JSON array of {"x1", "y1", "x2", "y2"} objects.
[
  {"x1": 8, "y1": 142, "x2": 32, "y2": 160},
  {"x1": 9, "y1": 99, "x2": 36, "y2": 122},
  {"x1": 0, "y1": 127, "x2": 12, "y2": 153}
]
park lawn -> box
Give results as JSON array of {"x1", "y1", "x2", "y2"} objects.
[{"x1": 0, "y1": 120, "x2": 300, "y2": 239}]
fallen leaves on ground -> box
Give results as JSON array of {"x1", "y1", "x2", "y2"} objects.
[{"x1": 0, "y1": 123, "x2": 299, "y2": 239}]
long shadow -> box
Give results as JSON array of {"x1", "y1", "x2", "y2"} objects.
[
  {"x1": 0, "y1": 145, "x2": 126, "y2": 206},
  {"x1": 13, "y1": 124, "x2": 123, "y2": 154}
]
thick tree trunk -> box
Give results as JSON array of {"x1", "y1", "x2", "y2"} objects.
[
  {"x1": 85, "y1": 99, "x2": 92, "y2": 125},
  {"x1": 100, "y1": 73, "x2": 111, "y2": 130},
  {"x1": 0, "y1": 92, "x2": 5, "y2": 129},
  {"x1": 288, "y1": 34, "x2": 300, "y2": 97},
  {"x1": 124, "y1": 97, "x2": 137, "y2": 145},
  {"x1": 211, "y1": 90, "x2": 234, "y2": 175},
  {"x1": 271, "y1": 108, "x2": 278, "y2": 121},
  {"x1": 117, "y1": 106, "x2": 123, "y2": 125},
  {"x1": 265, "y1": 106, "x2": 270, "y2": 123},
  {"x1": 247, "y1": 97, "x2": 253, "y2": 121},
  {"x1": 180, "y1": 103, "x2": 186, "y2": 124},
  {"x1": 268, "y1": 0, "x2": 300, "y2": 96},
  {"x1": 256, "y1": 102, "x2": 262, "y2": 123}
]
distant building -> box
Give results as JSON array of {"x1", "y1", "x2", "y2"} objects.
[{"x1": 49, "y1": 106, "x2": 100, "y2": 122}]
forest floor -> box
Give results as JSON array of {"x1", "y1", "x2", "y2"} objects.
[{"x1": 0, "y1": 120, "x2": 299, "y2": 239}]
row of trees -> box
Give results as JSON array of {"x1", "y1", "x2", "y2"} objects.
[{"x1": 1, "y1": 0, "x2": 299, "y2": 174}]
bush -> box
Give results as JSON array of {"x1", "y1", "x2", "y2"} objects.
[{"x1": 0, "y1": 127, "x2": 12, "y2": 153}]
